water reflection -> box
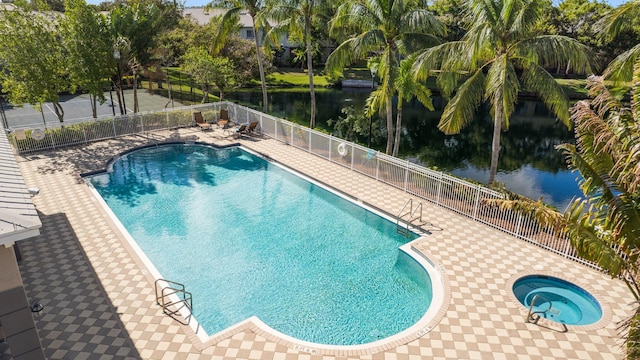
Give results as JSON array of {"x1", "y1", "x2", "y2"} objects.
[{"x1": 227, "y1": 89, "x2": 582, "y2": 209}]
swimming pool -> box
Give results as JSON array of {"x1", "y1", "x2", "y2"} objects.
[{"x1": 88, "y1": 144, "x2": 436, "y2": 346}]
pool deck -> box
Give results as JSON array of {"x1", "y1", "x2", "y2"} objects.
[{"x1": 14, "y1": 126, "x2": 631, "y2": 359}]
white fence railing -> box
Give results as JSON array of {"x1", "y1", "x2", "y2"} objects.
[{"x1": 6, "y1": 101, "x2": 596, "y2": 270}]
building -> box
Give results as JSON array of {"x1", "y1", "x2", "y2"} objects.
[{"x1": 0, "y1": 125, "x2": 45, "y2": 359}]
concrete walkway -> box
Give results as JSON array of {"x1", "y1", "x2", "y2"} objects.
[{"x1": 14, "y1": 126, "x2": 631, "y2": 359}]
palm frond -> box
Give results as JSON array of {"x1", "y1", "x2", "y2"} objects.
[
  {"x1": 597, "y1": 0, "x2": 640, "y2": 42},
  {"x1": 412, "y1": 41, "x2": 466, "y2": 81},
  {"x1": 399, "y1": 8, "x2": 445, "y2": 38},
  {"x1": 513, "y1": 35, "x2": 592, "y2": 75},
  {"x1": 485, "y1": 55, "x2": 518, "y2": 129},
  {"x1": 438, "y1": 69, "x2": 485, "y2": 134},
  {"x1": 520, "y1": 63, "x2": 570, "y2": 127},
  {"x1": 604, "y1": 43, "x2": 640, "y2": 84}
]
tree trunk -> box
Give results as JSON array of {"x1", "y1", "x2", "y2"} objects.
[
  {"x1": 91, "y1": 94, "x2": 97, "y2": 119},
  {"x1": 385, "y1": 94, "x2": 393, "y2": 155},
  {"x1": 393, "y1": 97, "x2": 403, "y2": 157},
  {"x1": 488, "y1": 97, "x2": 503, "y2": 185},
  {"x1": 305, "y1": 16, "x2": 316, "y2": 129},
  {"x1": 52, "y1": 101, "x2": 64, "y2": 123},
  {"x1": 133, "y1": 73, "x2": 139, "y2": 113},
  {"x1": 252, "y1": 19, "x2": 268, "y2": 113}
]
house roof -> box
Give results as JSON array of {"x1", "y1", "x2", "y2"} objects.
[
  {"x1": 183, "y1": 7, "x2": 254, "y2": 28},
  {"x1": 0, "y1": 126, "x2": 42, "y2": 247}
]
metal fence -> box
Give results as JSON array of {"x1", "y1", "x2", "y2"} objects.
[
  {"x1": 7, "y1": 103, "x2": 224, "y2": 154},
  {"x1": 229, "y1": 102, "x2": 597, "y2": 270},
  {"x1": 6, "y1": 101, "x2": 597, "y2": 270}
]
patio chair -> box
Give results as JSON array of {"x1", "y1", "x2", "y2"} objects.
[
  {"x1": 194, "y1": 112, "x2": 211, "y2": 131},
  {"x1": 217, "y1": 109, "x2": 231, "y2": 129},
  {"x1": 246, "y1": 121, "x2": 259, "y2": 135},
  {"x1": 230, "y1": 124, "x2": 247, "y2": 138}
]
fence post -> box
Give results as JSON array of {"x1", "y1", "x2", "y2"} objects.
[
  {"x1": 140, "y1": 115, "x2": 145, "y2": 135},
  {"x1": 82, "y1": 123, "x2": 88, "y2": 144},
  {"x1": 112, "y1": 116, "x2": 117, "y2": 138},
  {"x1": 404, "y1": 160, "x2": 410, "y2": 192},
  {"x1": 350, "y1": 143, "x2": 354, "y2": 171},
  {"x1": 328, "y1": 135, "x2": 332, "y2": 162},
  {"x1": 436, "y1": 172, "x2": 443, "y2": 205},
  {"x1": 472, "y1": 185, "x2": 481, "y2": 220},
  {"x1": 308, "y1": 131, "x2": 312, "y2": 154}
]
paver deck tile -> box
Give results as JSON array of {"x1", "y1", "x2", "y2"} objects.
[{"x1": 14, "y1": 127, "x2": 630, "y2": 359}]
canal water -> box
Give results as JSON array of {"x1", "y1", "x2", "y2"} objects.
[{"x1": 227, "y1": 89, "x2": 582, "y2": 210}]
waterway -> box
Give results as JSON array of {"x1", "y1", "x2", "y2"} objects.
[{"x1": 227, "y1": 88, "x2": 582, "y2": 210}]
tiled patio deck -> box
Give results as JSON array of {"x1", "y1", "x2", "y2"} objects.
[{"x1": 14, "y1": 127, "x2": 631, "y2": 359}]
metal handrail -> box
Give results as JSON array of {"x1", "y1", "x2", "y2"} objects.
[
  {"x1": 154, "y1": 278, "x2": 193, "y2": 325},
  {"x1": 526, "y1": 293, "x2": 553, "y2": 323}
]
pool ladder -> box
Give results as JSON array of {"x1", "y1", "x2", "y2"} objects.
[
  {"x1": 396, "y1": 199, "x2": 423, "y2": 237},
  {"x1": 526, "y1": 294, "x2": 568, "y2": 332},
  {"x1": 155, "y1": 279, "x2": 193, "y2": 325}
]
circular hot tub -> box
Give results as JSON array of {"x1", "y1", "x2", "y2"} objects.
[{"x1": 512, "y1": 275, "x2": 602, "y2": 325}]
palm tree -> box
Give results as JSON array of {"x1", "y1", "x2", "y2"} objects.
[
  {"x1": 413, "y1": 0, "x2": 591, "y2": 185},
  {"x1": 326, "y1": 0, "x2": 444, "y2": 154},
  {"x1": 598, "y1": 0, "x2": 640, "y2": 82},
  {"x1": 266, "y1": 0, "x2": 328, "y2": 129},
  {"x1": 367, "y1": 56, "x2": 435, "y2": 156},
  {"x1": 211, "y1": 0, "x2": 270, "y2": 112},
  {"x1": 486, "y1": 70, "x2": 640, "y2": 358}
]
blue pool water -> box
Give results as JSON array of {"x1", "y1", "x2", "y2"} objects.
[
  {"x1": 513, "y1": 275, "x2": 602, "y2": 325},
  {"x1": 88, "y1": 144, "x2": 433, "y2": 345}
]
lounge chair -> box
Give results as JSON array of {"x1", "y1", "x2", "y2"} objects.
[
  {"x1": 230, "y1": 124, "x2": 247, "y2": 138},
  {"x1": 217, "y1": 109, "x2": 231, "y2": 129},
  {"x1": 246, "y1": 121, "x2": 259, "y2": 134},
  {"x1": 194, "y1": 112, "x2": 211, "y2": 131}
]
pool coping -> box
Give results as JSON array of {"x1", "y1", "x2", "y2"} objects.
[
  {"x1": 505, "y1": 271, "x2": 613, "y2": 333},
  {"x1": 82, "y1": 142, "x2": 452, "y2": 356}
]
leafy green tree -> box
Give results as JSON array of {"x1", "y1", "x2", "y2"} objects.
[
  {"x1": 598, "y1": 0, "x2": 640, "y2": 82},
  {"x1": 220, "y1": 36, "x2": 274, "y2": 85},
  {"x1": 182, "y1": 47, "x2": 236, "y2": 102},
  {"x1": 266, "y1": 0, "x2": 330, "y2": 129},
  {"x1": 326, "y1": 0, "x2": 444, "y2": 154},
  {"x1": 62, "y1": 0, "x2": 113, "y2": 118},
  {"x1": 109, "y1": 2, "x2": 166, "y2": 112},
  {"x1": 211, "y1": 0, "x2": 270, "y2": 113},
  {"x1": 414, "y1": 0, "x2": 591, "y2": 185},
  {"x1": 487, "y1": 69, "x2": 640, "y2": 358},
  {"x1": 555, "y1": 0, "x2": 611, "y2": 73},
  {"x1": 0, "y1": 1, "x2": 69, "y2": 122}
]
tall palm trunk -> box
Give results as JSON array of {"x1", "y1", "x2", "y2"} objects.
[
  {"x1": 385, "y1": 94, "x2": 393, "y2": 154},
  {"x1": 305, "y1": 15, "x2": 316, "y2": 129},
  {"x1": 393, "y1": 96, "x2": 403, "y2": 156},
  {"x1": 252, "y1": 20, "x2": 268, "y2": 113},
  {"x1": 489, "y1": 96, "x2": 503, "y2": 185}
]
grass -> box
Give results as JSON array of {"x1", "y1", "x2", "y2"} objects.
[{"x1": 143, "y1": 66, "x2": 632, "y2": 106}]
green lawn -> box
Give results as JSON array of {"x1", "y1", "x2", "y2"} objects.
[{"x1": 147, "y1": 67, "x2": 627, "y2": 102}]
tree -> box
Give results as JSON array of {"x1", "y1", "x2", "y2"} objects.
[
  {"x1": 211, "y1": 0, "x2": 270, "y2": 113},
  {"x1": 366, "y1": 56, "x2": 434, "y2": 156},
  {"x1": 598, "y1": 0, "x2": 640, "y2": 82},
  {"x1": 266, "y1": 0, "x2": 330, "y2": 129},
  {"x1": 487, "y1": 70, "x2": 640, "y2": 358},
  {"x1": 62, "y1": 0, "x2": 113, "y2": 118},
  {"x1": 414, "y1": 0, "x2": 591, "y2": 185},
  {"x1": 109, "y1": 2, "x2": 166, "y2": 113},
  {"x1": 182, "y1": 47, "x2": 236, "y2": 102},
  {"x1": 326, "y1": 0, "x2": 444, "y2": 154},
  {"x1": 555, "y1": 0, "x2": 612, "y2": 73},
  {"x1": 0, "y1": 1, "x2": 69, "y2": 122}
]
